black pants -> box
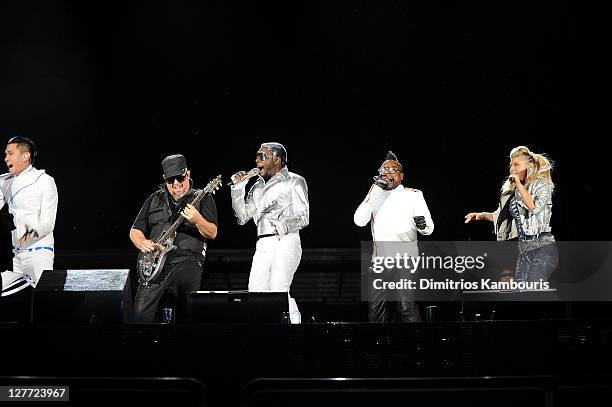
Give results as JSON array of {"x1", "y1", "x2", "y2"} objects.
[
  {"x1": 133, "y1": 259, "x2": 202, "y2": 323},
  {"x1": 367, "y1": 267, "x2": 422, "y2": 323},
  {"x1": 368, "y1": 289, "x2": 422, "y2": 323}
]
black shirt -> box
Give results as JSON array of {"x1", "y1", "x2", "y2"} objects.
[{"x1": 132, "y1": 186, "x2": 218, "y2": 264}]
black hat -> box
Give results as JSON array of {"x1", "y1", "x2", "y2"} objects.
[{"x1": 162, "y1": 154, "x2": 187, "y2": 177}]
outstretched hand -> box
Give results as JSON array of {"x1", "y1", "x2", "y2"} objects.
[{"x1": 464, "y1": 212, "x2": 481, "y2": 223}]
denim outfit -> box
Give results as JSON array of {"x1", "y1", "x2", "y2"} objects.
[{"x1": 493, "y1": 178, "x2": 557, "y2": 283}]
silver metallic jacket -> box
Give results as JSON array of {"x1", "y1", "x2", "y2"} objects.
[
  {"x1": 493, "y1": 177, "x2": 554, "y2": 241},
  {"x1": 231, "y1": 167, "x2": 309, "y2": 236}
]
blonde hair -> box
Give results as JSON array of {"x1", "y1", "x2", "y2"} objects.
[{"x1": 501, "y1": 146, "x2": 554, "y2": 192}]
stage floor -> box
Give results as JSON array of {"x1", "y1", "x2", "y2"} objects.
[{"x1": 2, "y1": 319, "x2": 612, "y2": 406}]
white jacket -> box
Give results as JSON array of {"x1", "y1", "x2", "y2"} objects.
[
  {"x1": 354, "y1": 184, "x2": 434, "y2": 242},
  {"x1": 0, "y1": 166, "x2": 58, "y2": 249}
]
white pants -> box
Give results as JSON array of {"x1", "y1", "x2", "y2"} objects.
[
  {"x1": 249, "y1": 233, "x2": 302, "y2": 323},
  {"x1": 1, "y1": 249, "x2": 54, "y2": 296}
]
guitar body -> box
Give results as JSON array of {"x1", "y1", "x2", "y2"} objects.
[{"x1": 137, "y1": 243, "x2": 177, "y2": 285}]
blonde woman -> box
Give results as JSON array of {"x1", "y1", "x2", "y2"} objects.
[{"x1": 465, "y1": 146, "x2": 557, "y2": 282}]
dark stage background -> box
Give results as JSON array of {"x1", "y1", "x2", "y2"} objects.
[
  {"x1": 0, "y1": 1, "x2": 605, "y2": 267},
  {"x1": 2, "y1": 4, "x2": 611, "y2": 405}
]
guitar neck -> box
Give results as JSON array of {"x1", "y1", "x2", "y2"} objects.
[{"x1": 157, "y1": 188, "x2": 209, "y2": 243}]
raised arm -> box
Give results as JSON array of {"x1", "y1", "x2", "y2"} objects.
[
  {"x1": 230, "y1": 176, "x2": 257, "y2": 225},
  {"x1": 465, "y1": 211, "x2": 494, "y2": 223},
  {"x1": 354, "y1": 184, "x2": 387, "y2": 227}
]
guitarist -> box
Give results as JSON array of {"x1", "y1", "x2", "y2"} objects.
[{"x1": 130, "y1": 154, "x2": 218, "y2": 323}]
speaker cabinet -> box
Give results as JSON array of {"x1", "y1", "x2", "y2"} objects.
[
  {"x1": 187, "y1": 291, "x2": 288, "y2": 322},
  {"x1": 0, "y1": 284, "x2": 33, "y2": 322},
  {"x1": 33, "y1": 269, "x2": 132, "y2": 323}
]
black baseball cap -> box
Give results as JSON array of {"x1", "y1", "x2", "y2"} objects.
[{"x1": 161, "y1": 154, "x2": 187, "y2": 177}]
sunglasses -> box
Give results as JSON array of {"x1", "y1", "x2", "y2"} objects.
[
  {"x1": 378, "y1": 166, "x2": 401, "y2": 175},
  {"x1": 256, "y1": 151, "x2": 270, "y2": 161},
  {"x1": 165, "y1": 172, "x2": 187, "y2": 184}
]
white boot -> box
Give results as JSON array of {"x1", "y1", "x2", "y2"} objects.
[{"x1": 288, "y1": 296, "x2": 301, "y2": 324}]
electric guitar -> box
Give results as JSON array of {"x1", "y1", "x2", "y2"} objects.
[{"x1": 136, "y1": 175, "x2": 222, "y2": 285}]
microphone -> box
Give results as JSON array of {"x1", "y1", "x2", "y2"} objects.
[
  {"x1": 508, "y1": 175, "x2": 515, "y2": 183},
  {"x1": 373, "y1": 175, "x2": 390, "y2": 190},
  {"x1": 227, "y1": 167, "x2": 260, "y2": 186}
]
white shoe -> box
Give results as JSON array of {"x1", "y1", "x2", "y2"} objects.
[
  {"x1": 290, "y1": 311, "x2": 301, "y2": 324},
  {"x1": 288, "y1": 296, "x2": 301, "y2": 324}
]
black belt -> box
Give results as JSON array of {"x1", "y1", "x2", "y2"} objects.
[{"x1": 258, "y1": 233, "x2": 278, "y2": 239}]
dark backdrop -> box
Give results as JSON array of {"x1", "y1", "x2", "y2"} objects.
[{"x1": 0, "y1": 1, "x2": 604, "y2": 264}]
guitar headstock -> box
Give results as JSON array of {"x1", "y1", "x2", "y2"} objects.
[{"x1": 204, "y1": 175, "x2": 223, "y2": 194}]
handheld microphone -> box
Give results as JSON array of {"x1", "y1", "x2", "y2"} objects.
[
  {"x1": 373, "y1": 175, "x2": 390, "y2": 190},
  {"x1": 508, "y1": 175, "x2": 515, "y2": 183},
  {"x1": 373, "y1": 175, "x2": 388, "y2": 185},
  {"x1": 227, "y1": 167, "x2": 260, "y2": 186}
]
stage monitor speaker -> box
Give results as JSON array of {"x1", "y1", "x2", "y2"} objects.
[
  {"x1": 0, "y1": 285, "x2": 33, "y2": 323},
  {"x1": 33, "y1": 269, "x2": 132, "y2": 324},
  {"x1": 187, "y1": 291, "x2": 288, "y2": 323}
]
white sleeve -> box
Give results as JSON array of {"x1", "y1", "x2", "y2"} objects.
[
  {"x1": 231, "y1": 182, "x2": 257, "y2": 226},
  {"x1": 415, "y1": 190, "x2": 434, "y2": 236},
  {"x1": 29, "y1": 175, "x2": 58, "y2": 237},
  {"x1": 517, "y1": 180, "x2": 552, "y2": 215},
  {"x1": 284, "y1": 176, "x2": 309, "y2": 233},
  {"x1": 0, "y1": 175, "x2": 9, "y2": 208},
  {"x1": 354, "y1": 185, "x2": 386, "y2": 227}
]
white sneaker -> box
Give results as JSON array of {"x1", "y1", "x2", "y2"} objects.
[
  {"x1": 290, "y1": 311, "x2": 301, "y2": 324},
  {"x1": 288, "y1": 296, "x2": 301, "y2": 324}
]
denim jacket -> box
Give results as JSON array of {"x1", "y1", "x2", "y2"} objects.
[{"x1": 492, "y1": 177, "x2": 553, "y2": 241}]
